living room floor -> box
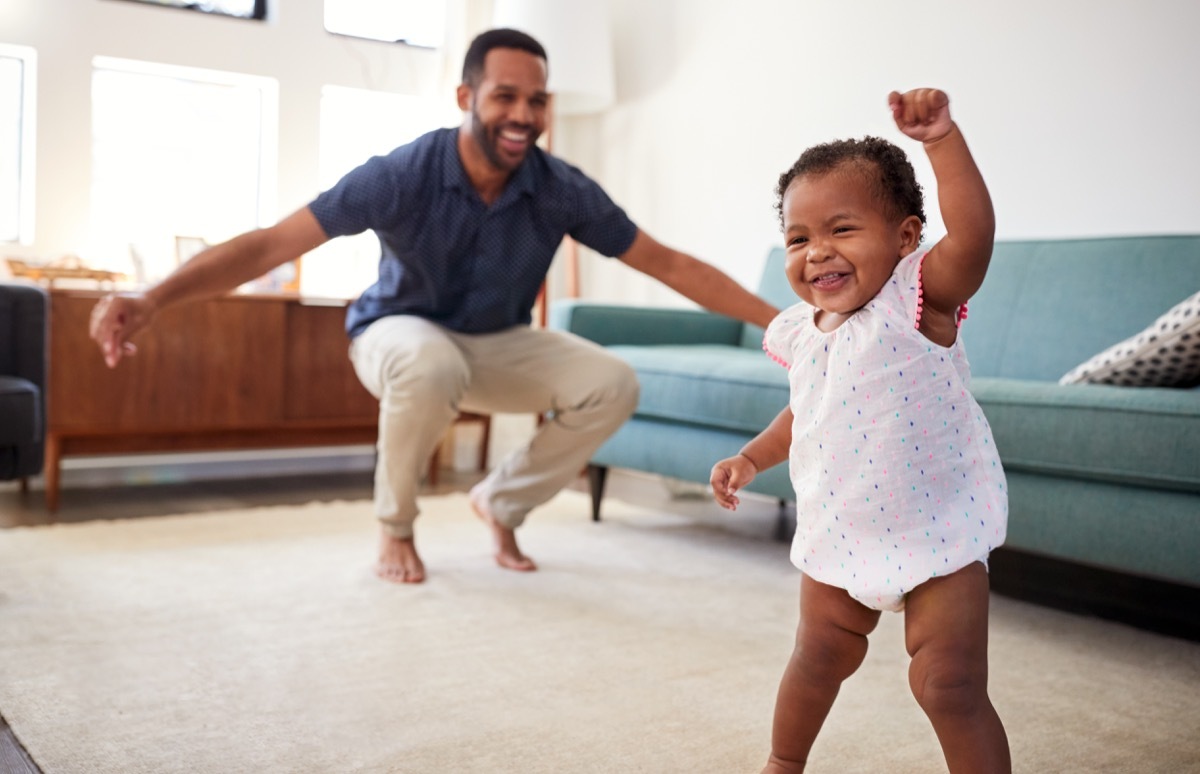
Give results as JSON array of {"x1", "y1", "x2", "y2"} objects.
[
  {"x1": 3, "y1": 459, "x2": 1197, "y2": 771},
  {"x1": 0, "y1": 464, "x2": 788, "y2": 773}
]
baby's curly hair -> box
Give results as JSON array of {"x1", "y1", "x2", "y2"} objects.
[{"x1": 774, "y1": 136, "x2": 925, "y2": 231}]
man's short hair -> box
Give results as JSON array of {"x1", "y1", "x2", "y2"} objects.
[{"x1": 462, "y1": 28, "x2": 548, "y2": 88}]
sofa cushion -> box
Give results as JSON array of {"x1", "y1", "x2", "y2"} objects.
[
  {"x1": 607, "y1": 344, "x2": 789, "y2": 434},
  {"x1": 592, "y1": 418, "x2": 795, "y2": 502},
  {"x1": 740, "y1": 247, "x2": 797, "y2": 350},
  {"x1": 0, "y1": 375, "x2": 40, "y2": 445},
  {"x1": 1059, "y1": 290, "x2": 1200, "y2": 388},
  {"x1": 1002, "y1": 470, "x2": 1200, "y2": 585},
  {"x1": 971, "y1": 377, "x2": 1200, "y2": 492},
  {"x1": 965, "y1": 236, "x2": 1200, "y2": 381},
  {"x1": 550, "y1": 302, "x2": 744, "y2": 347}
]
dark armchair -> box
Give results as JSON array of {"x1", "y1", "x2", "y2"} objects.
[{"x1": 0, "y1": 281, "x2": 48, "y2": 487}]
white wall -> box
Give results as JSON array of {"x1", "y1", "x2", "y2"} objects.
[
  {"x1": 561, "y1": 0, "x2": 1200, "y2": 307},
  {"x1": 5, "y1": 0, "x2": 1196, "y2": 482},
  {"x1": 9, "y1": 1, "x2": 1195, "y2": 308},
  {"x1": 0, "y1": 0, "x2": 489, "y2": 482},
  {"x1": 0, "y1": 0, "x2": 485, "y2": 263}
]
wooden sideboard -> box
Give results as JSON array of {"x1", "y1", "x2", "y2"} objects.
[{"x1": 46, "y1": 290, "x2": 379, "y2": 511}]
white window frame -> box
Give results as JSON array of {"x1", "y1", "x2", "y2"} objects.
[
  {"x1": 0, "y1": 44, "x2": 37, "y2": 245},
  {"x1": 323, "y1": 0, "x2": 447, "y2": 48},
  {"x1": 115, "y1": 0, "x2": 267, "y2": 21}
]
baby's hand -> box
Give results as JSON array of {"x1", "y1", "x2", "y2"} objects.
[
  {"x1": 889, "y1": 88, "x2": 953, "y2": 144},
  {"x1": 709, "y1": 454, "x2": 758, "y2": 511}
]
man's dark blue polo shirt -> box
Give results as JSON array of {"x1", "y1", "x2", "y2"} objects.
[{"x1": 309, "y1": 127, "x2": 639, "y2": 338}]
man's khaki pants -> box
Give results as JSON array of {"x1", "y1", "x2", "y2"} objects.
[{"x1": 349, "y1": 316, "x2": 639, "y2": 538}]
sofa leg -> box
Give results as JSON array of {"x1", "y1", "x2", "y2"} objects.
[
  {"x1": 586, "y1": 464, "x2": 608, "y2": 522},
  {"x1": 774, "y1": 500, "x2": 795, "y2": 543}
]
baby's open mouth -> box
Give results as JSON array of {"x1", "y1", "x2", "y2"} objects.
[{"x1": 811, "y1": 272, "x2": 848, "y2": 289}]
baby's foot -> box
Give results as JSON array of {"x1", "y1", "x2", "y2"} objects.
[
  {"x1": 375, "y1": 530, "x2": 426, "y2": 583},
  {"x1": 469, "y1": 486, "x2": 537, "y2": 572}
]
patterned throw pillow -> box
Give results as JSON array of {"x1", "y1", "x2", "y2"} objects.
[{"x1": 1059, "y1": 290, "x2": 1200, "y2": 387}]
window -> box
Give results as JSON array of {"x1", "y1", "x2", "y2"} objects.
[
  {"x1": 300, "y1": 85, "x2": 455, "y2": 299},
  {"x1": 110, "y1": 0, "x2": 267, "y2": 21},
  {"x1": 0, "y1": 44, "x2": 36, "y2": 245},
  {"x1": 324, "y1": 0, "x2": 446, "y2": 47},
  {"x1": 89, "y1": 57, "x2": 277, "y2": 284}
]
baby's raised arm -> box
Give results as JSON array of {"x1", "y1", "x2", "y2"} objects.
[{"x1": 889, "y1": 89, "x2": 995, "y2": 343}]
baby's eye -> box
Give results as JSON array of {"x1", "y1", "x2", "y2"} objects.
[
  {"x1": 788, "y1": 235, "x2": 808, "y2": 246},
  {"x1": 833, "y1": 226, "x2": 854, "y2": 234}
]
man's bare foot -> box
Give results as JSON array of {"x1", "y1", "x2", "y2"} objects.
[
  {"x1": 469, "y1": 486, "x2": 537, "y2": 572},
  {"x1": 375, "y1": 529, "x2": 426, "y2": 584}
]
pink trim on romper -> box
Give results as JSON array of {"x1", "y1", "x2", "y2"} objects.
[
  {"x1": 914, "y1": 251, "x2": 968, "y2": 329},
  {"x1": 763, "y1": 339, "x2": 790, "y2": 369}
]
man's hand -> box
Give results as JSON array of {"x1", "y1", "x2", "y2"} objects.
[
  {"x1": 89, "y1": 293, "x2": 157, "y2": 368},
  {"x1": 889, "y1": 88, "x2": 953, "y2": 144}
]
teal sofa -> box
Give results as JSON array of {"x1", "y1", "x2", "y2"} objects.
[{"x1": 551, "y1": 236, "x2": 1200, "y2": 638}]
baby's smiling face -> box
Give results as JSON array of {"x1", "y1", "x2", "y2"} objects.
[{"x1": 782, "y1": 165, "x2": 921, "y2": 327}]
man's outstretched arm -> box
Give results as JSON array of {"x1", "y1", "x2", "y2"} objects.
[
  {"x1": 89, "y1": 207, "x2": 330, "y2": 367},
  {"x1": 618, "y1": 229, "x2": 778, "y2": 328}
]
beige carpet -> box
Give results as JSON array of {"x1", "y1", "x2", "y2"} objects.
[{"x1": 0, "y1": 491, "x2": 1197, "y2": 774}]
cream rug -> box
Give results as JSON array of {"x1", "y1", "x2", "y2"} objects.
[{"x1": 0, "y1": 491, "x2": 1197, "y2": 774}]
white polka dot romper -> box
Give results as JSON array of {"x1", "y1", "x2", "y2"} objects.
[{"x1": 763, "y1": 249, "x2": 1008, "y2": 611}]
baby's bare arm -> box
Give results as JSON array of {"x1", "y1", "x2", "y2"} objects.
[
  {"x1": 740, "y1": 406, "x2": 793, "y2": 473},
  {"x1": 711, "y1": 407, "x2": 792, "y2": 510},
  {"x1": 890, "y1": 89, "x2": 995, "y2": 323}
]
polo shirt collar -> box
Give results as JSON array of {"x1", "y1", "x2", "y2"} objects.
[{"x1": 442, "y1": 127, "x2": 538, "y2": 205}]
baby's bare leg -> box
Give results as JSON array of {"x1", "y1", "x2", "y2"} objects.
[
  {"x1": 905, "y1": 562, "x2": 1011, "y2": 774},
  {"x1": 764, "y1": 574, "x2": 881, "y2": 773}
]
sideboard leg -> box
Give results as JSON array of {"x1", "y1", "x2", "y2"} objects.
[{"x1": 44, "y1": 434, "x2": 61, "y2": 518}]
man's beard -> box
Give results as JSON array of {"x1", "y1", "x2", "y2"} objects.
[{"x1": 471, "y1": 105, "x2": 531, "y2": 173}]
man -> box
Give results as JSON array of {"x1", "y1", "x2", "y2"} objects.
[{"x1": 90, "y1": 28, "x2": 777, "y2": 584}]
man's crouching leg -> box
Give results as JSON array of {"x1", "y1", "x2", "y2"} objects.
[
  {"x1": 465, "y1": 330, "x2": 640, "y2": 570},
  {"x1": 350, "y1": 316, "x2": 469, "y2": 584},
  {"x1": 376, "y1": 524, "x2": 426, "y2": 584},
  {"x1": 468, "y1": 485, "x2": 537, "y2": 571}
]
